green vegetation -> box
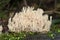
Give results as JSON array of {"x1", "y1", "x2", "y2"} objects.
[
  {"x1": 0, "y1": 32, "x2": 35, "y2": 40},
  {"x1": 0, "y1": 32, "x2": 26, "y2": 40}
]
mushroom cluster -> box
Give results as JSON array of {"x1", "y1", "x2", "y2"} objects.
[{"x1": 8, "y1": 7, "x2": 52, "y2": 33}]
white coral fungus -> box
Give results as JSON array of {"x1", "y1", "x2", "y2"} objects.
[
  {"x1": 8, "y1": 7, "x2": 52, "y2": 33},
  {"x1": 0, "y1": 25, "x2": 2, "y2": 33}
]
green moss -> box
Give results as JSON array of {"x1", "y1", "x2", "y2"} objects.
[{"x1": 0, "y1": 32, "x2": 27, "y2": 40}]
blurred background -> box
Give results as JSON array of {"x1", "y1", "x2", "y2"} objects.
[{"x1": 0, "y1": 0, "x2": 60, "y2": 40}]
